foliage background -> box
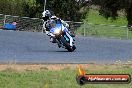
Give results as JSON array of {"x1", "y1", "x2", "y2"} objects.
[{"x1": 0, "y1": 0, "x2": 131, "y2": 25}]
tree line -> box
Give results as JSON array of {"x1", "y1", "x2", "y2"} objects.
[
  {"x1": 0, "y1": 0, "x2": 131, "y2": 26},
  {"x1": 92, "y1": 0, "x2": 132, "y2": 26},
  {"x1": 0, "y1": 0, "x2": 90, "y2": 21}
]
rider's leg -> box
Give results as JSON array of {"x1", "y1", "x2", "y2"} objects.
[
  {"x1": 69, "y1": 31, "x2": 75, "y2": 37},
  {"x1": 63, "y1": 27, "x2": 75, "y2": 37}
]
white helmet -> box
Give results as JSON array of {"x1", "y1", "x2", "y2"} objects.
[{"x1": 42, "y1": 10, "x2": 51, "y2": 17}]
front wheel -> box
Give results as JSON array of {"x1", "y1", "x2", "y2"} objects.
[
  {"x1": 60, "y1": 36, "x2": 76, "y2": 52},
  {"x1": 72, "y1": 45, "x2": 76, "y2": 51}
]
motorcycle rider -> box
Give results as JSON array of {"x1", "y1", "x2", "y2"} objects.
[
  {"x1": 42, "y1": 10, "x2": 74, "y2": 47},
  {"x1": 42, "y1": 10, "x2": 70, "y2": 34},
  {"x1": 42, "y1": 10, "x2": 57, "y2": 43},
  {"x1": 42, "y1": 10, "x2": 51, "y2": 35}
]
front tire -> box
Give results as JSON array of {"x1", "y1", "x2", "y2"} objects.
[
  {"x1": 72, "y1": 45, "x2": 76, "y2": 51},
  {"x1": 60, "y1": 36, "x2": 74, "y2": 52}
]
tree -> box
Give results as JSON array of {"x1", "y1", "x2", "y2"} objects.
[
  {"x1": 92, "y1": 0, "x2": 132, "y2": 27},
  {"x1": 22, "y1": 1, "x2": 38, "y2": 18},
  {"x1": 0, "y1": 0, "x2": 25, "y2": 16},
  {"x1": 0, "y1": 0, "x2": 90, "y2": 21},
  {"x1": 35, "y1": 0, "x2": 90, "y2": 21}
]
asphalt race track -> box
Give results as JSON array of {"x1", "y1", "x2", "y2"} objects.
[{"x1": 0, "y1": 30, "x2": 132, "y2": 64}]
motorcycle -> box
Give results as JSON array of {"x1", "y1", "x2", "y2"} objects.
[{"x1": 49, "y1": 20, "x2": 76, "y2": 52}]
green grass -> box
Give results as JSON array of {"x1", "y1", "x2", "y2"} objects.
[
  {"x1": 84, "y1": 9, "x2": 127, "y2": 26},
  {"x1": 76, "y1": 9, "x2": 132, "y2": 39},
  {"x1": 77, "y1": 24, "x2": 132, "y2": 39},
  {"x1": 0, "y1": 67, "x2": 131, "y2": 88}
]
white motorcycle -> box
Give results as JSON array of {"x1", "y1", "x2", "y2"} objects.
[{"x1": 49, "y1": 20, "x2": 76, "y2": 52}]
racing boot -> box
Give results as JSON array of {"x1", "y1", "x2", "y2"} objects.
[{"x1": 50, "y1": 37, "x2": 57, "y2": 43}]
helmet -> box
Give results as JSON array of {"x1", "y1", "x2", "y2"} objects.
[
  {"x1": 42, "y1": 10, "x2": 51, "y2": 17},
  {"x1": 42, "y1": 10, "x2": 51, "y2": 21}
]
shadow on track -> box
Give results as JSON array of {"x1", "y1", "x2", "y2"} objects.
[{"x1": 52, "y1": 50, "x2": 69, "y2": 52}]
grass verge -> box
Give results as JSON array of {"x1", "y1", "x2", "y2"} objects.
[
  {"x1": 76, "y1": 9, "x2": 132, "y2": 39},
  {"x1": 0, "y1": 64, "x2": 131, "y2": 88}
]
